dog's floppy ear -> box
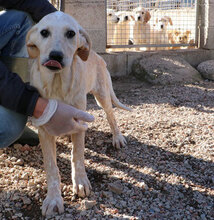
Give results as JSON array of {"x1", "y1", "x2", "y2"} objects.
[
  {"x1": 26, "y1": 26, "x2": 39, "y2": 58},
  {"x1": 77, "y1": 27, "x2": 91, "y2": 61},
  {"x1": 144, "y1": 11, "x2": 151, "y2": 23},
  {"x1": 168, "y1": 17, "x2": 173, "y2": 26},
  {"x1": 130, "y1": 15, "x2": 135, "y2": 21},
  {"x1": 186, "y1": 30, "x2": 191, "y2": 35},
  {"x1": 164, "y1": 16, "x2": 173, "y2": 26}
]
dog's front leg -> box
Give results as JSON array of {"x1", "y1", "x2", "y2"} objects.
[
  {"x1": 38, "y1": 128, "x2": 64, "y2": 216},
  {"x1": 71, "y1": 131, "x2": 91, "y2": 198}
]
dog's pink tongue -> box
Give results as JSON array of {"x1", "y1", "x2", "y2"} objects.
[{"x1": 44, "y1": 60, "x2": 62, "y2": 69}]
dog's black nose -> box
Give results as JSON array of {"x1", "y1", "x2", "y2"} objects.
[
  {"x1": 138, "y1": 16, "x2": 141, "y2": 21},
  {"x1": 161, "y1": 25, "x2": 164, "y2": 29},
  {"x1": 49, "y1": 51, "x2": 64, "y2": 63},
  {"x1": 117, "y1": 17, "x2": 120, "y2": 21},
  {"x1": 125, "y1": 16, "x2": 128, "y2": 21}
]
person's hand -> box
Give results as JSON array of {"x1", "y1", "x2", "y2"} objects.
[
  {"x1": 43, "y1": 101, "x2": 94, "y2": 136},
  {"x1": 31, "y1": 98, "x2": 94, "y2": 136}
]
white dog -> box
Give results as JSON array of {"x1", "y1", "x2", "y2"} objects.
[
  {"x1": 107, "y1": 8, "x2": 120, "y2": 45},
  {"x1": 114, "y1": 11, "x2": 134, "y2": 46},
  {"x1": 26, "y1": 11, "x2": 131, "y2": 216},
  {"x1": 132, "y1": 7, "x2": 151, "y2": 49},
  {"x1": 151, "y1": 16, "x2": 173, "y2": 48}
]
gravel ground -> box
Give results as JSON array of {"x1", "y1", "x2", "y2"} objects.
[{"x1": 0, "y1": 76, "x2": 213, "y2": 220}]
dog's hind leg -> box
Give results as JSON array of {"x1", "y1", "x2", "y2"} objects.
[
  {"x1": 93, "y1": 92, "x2": 127, "y2": 149},
  {"x1": 71, "y1": 131, "x2": 91, "y2": 197},
  {"x1": 38, "y1": 128, "x2": 64, "y2": 216}
]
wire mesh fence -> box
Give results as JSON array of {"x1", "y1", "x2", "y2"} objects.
[{"x1": 106, "y1": 0, "x2": 198, "y2": 51}]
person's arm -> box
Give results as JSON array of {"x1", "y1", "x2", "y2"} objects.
[
  {"x1": 0, "y1": 61, "x2": 40, "y2": 116},
  {"x1": 33, "y1": 97, "x2": 48, "y2": 118},
  {"x1": 0, "y1": 61, "x2": 94, "y2": 136},
  {"x1": 0, "y1": 0, "x2": 57, "y2": 22}
]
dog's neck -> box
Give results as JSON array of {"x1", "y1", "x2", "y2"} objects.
[{"x1": 30, "y1": 59, "x2": 77, "y2": 102}]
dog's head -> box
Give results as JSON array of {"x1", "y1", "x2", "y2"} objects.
[
  {"x1": 155, "y1": 16, "x2": 173, "y2": 30},
  {"x1": 133, "y1": 7, "x2": 151, "y2": 23},
  {"x1": 107, "y1": 9, "x2": 120, "y2": 24},
  {"x1": 179, "y1": 30, "x2": 191, "y2": 44},
  {"x1": 26, "y1": 11, "x2": 91, "y2": 73},
  {"x1": 117, "y1": 12, "x2": 132, "y2": 23}
]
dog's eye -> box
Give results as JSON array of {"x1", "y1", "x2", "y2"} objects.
[
  {"x1": 109, "y1": 13, "x2": 112, "y2": 16},
  {"x1": 66, "y1": 30, "x2": 75, "y2": 39},
  {"x1": 40, "y1": 29, "x2": 50, "y2": 38},
  {"x1": 142, "y1": 12, "x2": 144, "y2": 14}
]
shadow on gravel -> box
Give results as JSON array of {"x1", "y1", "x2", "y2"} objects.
[
  {"x1": 84, "y1": 129, "x2": 214, "y2": 218},
  {"x1": 98, "y1": 77, "x2": 214, "y2": 114},
  {"x1": 1, "y1": 128, "x2": 213, "y2": 219}
]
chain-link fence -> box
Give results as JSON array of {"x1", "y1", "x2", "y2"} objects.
[{"x1": 106, "y1": 0, "x2": 198, "y2": 51}]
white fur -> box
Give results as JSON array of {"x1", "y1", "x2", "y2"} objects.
[{"x1": 26, "y1": 11, "x2": 131, "y2": 216}]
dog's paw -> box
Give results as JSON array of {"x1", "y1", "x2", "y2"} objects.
[
  {"x1": 42, "y1": 195, "x2": 64, "y2": 216},
  {"x1": 72, "y1": 174, "x2": 92, "y2": 198},
  {"x1": 113, "y1": 134, "x2": 127, "y2": 149}
]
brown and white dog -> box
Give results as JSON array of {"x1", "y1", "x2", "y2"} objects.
[{"x1": 26, "y1": 11, "x2": 131, "y2": 216}]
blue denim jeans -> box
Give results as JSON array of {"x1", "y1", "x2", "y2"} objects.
[{"x1": 0, "y1": 10, "x2": 33, "y2": 148}]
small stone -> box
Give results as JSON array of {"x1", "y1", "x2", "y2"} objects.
[
  {"x1": 139, "y1": 181, "x2": 149, "y2": 190},
  {"x1": 13, "y1": 144, "x2": 22, "y2": 150},
  {"x1": 102, "y1": 191, "x2": 112, "y2": 198},
  {"x1": 14, "y1": 159, "x2": 24, "y2": 165},
  {"x1": 22, "y1": 197, "x2": 31, "y2": 205},
  {"x1": 120, "y1": 200, "x2": 127, "y2": 208},
  {"x1": 108, "y1": 182, "x2": 123, "y2": 195},
  {"x1": 10, "y1": 157, "x2": 17, "y2": 162},
  {"x1": 0, "y1": 149, "x2": 3, "y2": 155},
  {"x1": 20, "y1": 144, "x2": 32, "y2": 152},
  {"x1": 15, "y1": 213, "x2": 22, "y2": 217},
  {"x1": 5, "y1": 202, "x2": 10, "y2": 208},
  {"x1": 21, "y1": 173, "x2": 29, "y2": 180},
  {"x1": 35, "y1": 193, "x2": 40, "y2": 200},
  {"x1": 12, "y1": 194, "x2": 20, "y2": 201},
  {"x1": 81, "y1": 199, "x2": 97, "y2": 210},
  {"x1": 0, "y1": 155, "x2": 4, "y2": 161},
  {"x1": 96, "y1": 140, "x2": 103, "y2": 146},
  {"x1": 62, "y1": 185, "x2": 67, "y2": 192},
  {"x1": 28, "y1": 179, "x2": 34, "y2": 186},
  {"x1": 200, "y1": 214, "x2": 207, "y2": 220},
  {"x1": 80, "y1": 210, "x2": 87, "y2": 216}
]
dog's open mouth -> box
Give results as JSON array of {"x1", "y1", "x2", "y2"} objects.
[{"x1": 43, "y1": 60, "x2": 63, "y2": 71}]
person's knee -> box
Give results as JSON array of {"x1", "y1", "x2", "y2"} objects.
[
  {"x1": 0, "y1": 108, "x2": 27, "y2": 148},
  {"x1": 0, "y1": 10, "x2": 33, "y2": 57},
  {"x1": 5, "y1": 10, "x2": 33, "y2": 27}
]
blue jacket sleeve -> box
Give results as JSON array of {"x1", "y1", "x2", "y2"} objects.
[
  {"x1": 0, "y1": 0, "x2": 57, "y2": 116},
  {"x1": 0, "y1": 61, "x2": 40, "y2": 116},
  {"x1": 0, "y1": 0, "x2": 57, "y2": 22}
]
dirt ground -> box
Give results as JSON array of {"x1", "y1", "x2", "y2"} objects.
[{"x1": 0, "y1": 76, "x2": 213, "y2": 220}]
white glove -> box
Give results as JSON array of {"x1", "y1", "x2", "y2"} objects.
[{"x1": 31, "y1": 99, "x2": 94, "y2": 136}]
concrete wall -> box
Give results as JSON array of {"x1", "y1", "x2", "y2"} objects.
[
  {"x1": 199, "y1": 0, "x2": 214, "y2": 49},
  {"x1": 63, "y1": 0, "x2": 214, "y2": 77},
  {"x1": 64, "y1": 0, "x2": 106, "y2": 53}
]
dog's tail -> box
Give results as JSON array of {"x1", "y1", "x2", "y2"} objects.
[
  {"x1": 107, "y1": 72, "x2": 132, "y2": 112},
  {"x1": 111, "y1": 89, "x2": 132, "y2": 111}
]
